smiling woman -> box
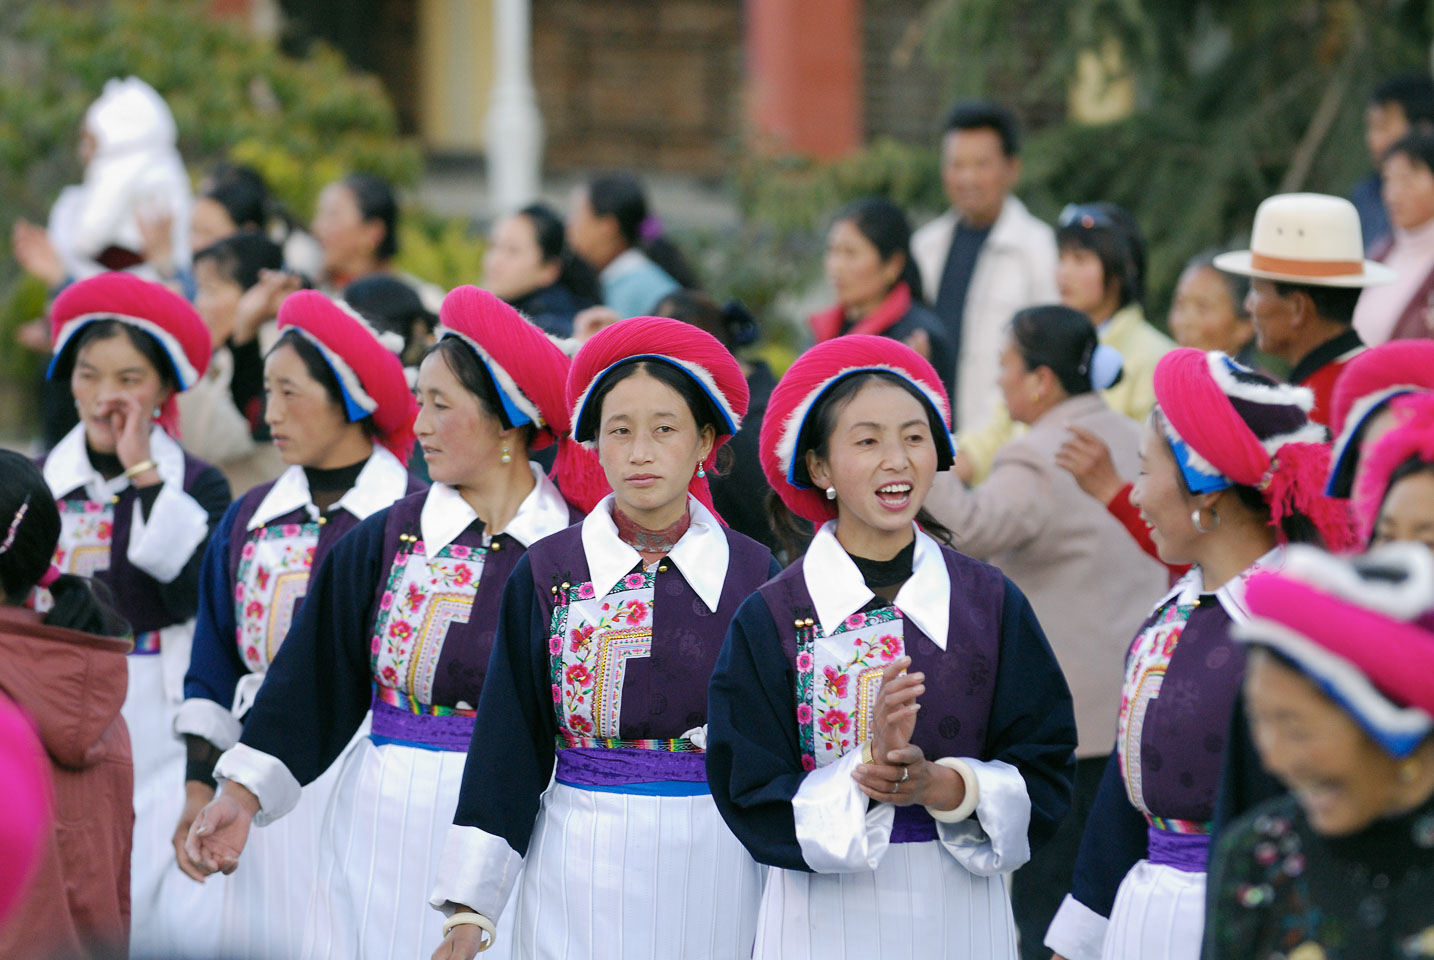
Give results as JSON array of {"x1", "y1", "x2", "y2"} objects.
[
  {"x1": 704, "y1": 334, "x2": 1076, "y2": 960},
  {"x1": 428, "y1": 316, "x2": 779, "y2": 960}
]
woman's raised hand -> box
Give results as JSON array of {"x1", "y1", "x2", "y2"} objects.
[
  {"x1": 1054, "y1": 425, "x2": 1124, "y2": 506},
  {"x1": 183, "y1": 782, "x2": 260, "y2": 877}
]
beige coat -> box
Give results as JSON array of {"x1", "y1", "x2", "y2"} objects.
[{"x1": 925, "y1": 392, "x2": 1168, "y2": 757}]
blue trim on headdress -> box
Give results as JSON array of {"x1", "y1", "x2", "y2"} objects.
[
  {"x1": 1324, "y1": 389, "x2": 1416, "y2": 497},
  {"x1": 785, "y1": 367, "x2": 957, "y2": 489},
  {"x1": 438, "y1": 331, "x2": 533, "y2": 430},
  {"x1": 1166, "y1": 436, "x2": 1232, "y2": 495},
  {"x1": 575, "y1": 354, "x2": 737, "y2": 442},
  {"x1": 46, "y1": 316, "x2": 188, "y2": 389}
]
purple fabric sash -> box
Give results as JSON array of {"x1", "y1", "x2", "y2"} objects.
[
  {"x1": 891, "y1": 805, "x2": 939, "y2": 844},
  {"x1": 1147, "y1": 825, "x2": 1211, "y2": 874},
  {"x1": 555, "y1": 747, "x2": 708, "y2": 786},
  {"x1": 368, "y1": 697, "x2": 475, "y2": 752}
]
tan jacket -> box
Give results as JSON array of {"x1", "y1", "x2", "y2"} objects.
[
  {"x1": 0, "y1": 606, "x2": 132, "y2": 959},
  {"x1": 925, "y1": 393, "x2": 1169, "y2": 757}
]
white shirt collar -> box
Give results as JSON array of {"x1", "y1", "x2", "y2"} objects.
[
  {"x1": 1158, "y1": 546, "x2": 1286, "y2": 623},
  {"x1": 419, "y1": 463, "x2": 571, "y2": 557},
  {"x1": 803, "y1": 522, "x2": 953, "y2": 649},
  {"x1": 248, "y1": 446, "x2": 411, "y2": 531},
  {"x1": 580, "y1": 493, "x2": 730, "y2": 612},
  {"x1": 43, "y1": 423, "x2": 186, "y2": 502}
]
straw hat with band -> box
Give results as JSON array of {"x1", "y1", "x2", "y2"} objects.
[{"x1": 1213, "y1": 193, "x2": 1395, "y2": 288}]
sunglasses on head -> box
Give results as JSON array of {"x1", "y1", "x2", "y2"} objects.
[{"x1": 1058, "y1": 203, "x2": 1118, "y2": 231}]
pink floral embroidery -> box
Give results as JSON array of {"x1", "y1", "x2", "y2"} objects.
[
  {"x1": 877, "y1": 634, "x2": 901, "y2": 661},
  {"x1": 796, "y1": 703, "x2": 813, "y2": 723},
  {"x1": 551, "y1": 683, "x2": 561, "y2": 703},
  {"x1": 282, "y1": 524, "x2": 300, "y2": 537},
  {"x1": 823, "y1": 665, "x2": 849, "y2": 699},
  {"x1": 565, "y1": 663, "x2": 591, "y2": 686},
  {"x1": 241, "y1": 542, "x2": 256, "y2": 559},
  {"x1": 844, "y1": 613, "x2": 867, "y2": 630},
  {"x1": 380, "y1": 591, "x2": 394, "y2": 610},
  {"x1": 576, "y1": 582, "x2": 596, "y2": 600},
  {"x1": 818, "y1": 709, "x2": 850, "y2": 735},
  {"x1": 795, "y1": 651, "x2": 813, "y2": 671},
  {"x1": 406, "y1": 582, "x2": 426, "y2": 609},
  {"x1": 801, "y1": 755, "x2": 816, "y2": 771},
  {"x1": 389, "y1": 620, "x2": 412, "y2": 641},
  {"x1": 245, "y1": 600, "x2": 264, "y2": 619},
  {"x1": 96, "y1": 520, "x2": 113, "y2": 540},
  {"x1": 450, "y1": 545, "x2": 471, "y2": 560},
  {"x1": 623, "y1": 573, "x2": 646, "y2": 590},
  {"x1": 84, "y1": 501, "x2": 101, "y2": 514},
  {"x1": 569, "y1": 623, "x2": 595, "y2": 654},
  {"x1": 548, "y1": 634, "x2": 562, "y2": 655},
  {"x1": 453, "y1": 565, "x2": 473, "y2": 587},
  {"x1": 624, "y1": 600, "x2": 649, "y2": 624}
]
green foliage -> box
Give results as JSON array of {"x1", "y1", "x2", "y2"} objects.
[
  {"x1": 728, "y1": 0, "x2": 1433, "y2": 329},
  {"x1": 396, "y1": 212, "x2": 486, "y2": 294}
]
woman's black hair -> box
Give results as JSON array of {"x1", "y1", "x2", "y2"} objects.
[
  {"x1": 579, "y1": 358, "x2": 726, "y2": 445},
  {"x1": 267, "y1": 329, "x2": 380, "y2": 440},
  {"x1": 203, "y1": 165, "x2": 270, "y2": 232},
  {"x1": 343, "y1": 275, "x2": 436, "y2": 369},
  {"x1": 1383, "y1": 129, "x2": 1434, "y2": 174},
  {"x1": 654, "y1": 289, "x2": 760, "y2": 351},
  {"x1": 0, "y1": 452, "x2": 128, "y2": 636},
  {"x1": 833, "y1": 196, "x2": 926, "y2": 305},
  {"x1": 1151, "y1": 408, "x2": 1324, "y2": 547},
  {"x1": 425, "y1": 338, "x2": 537, "y2": 449},
  {"x1": 340, "y1": 173, "x2": 399, "y2": 262},
  {"x1": 1057, "y1": 202, "x2": 1146, "y2": 310},
  {"x1": 67, "y1": 320, "x2": 180, "y2": 394},
  {"x1": 768, "y1": 370, "x2": 955, "y2": 561},
  {"x1": 193, "y1": 233, "x2": 285, "y2": 292},
  {"x1": 1010, "y1": 304, "x2": 1115, "y2": 397},
  {"x1": 586, "y1": 172, "x2": 700, "y2": 289},
  {"x1": 1371, "y1": 453, "x2": 1434, "y2": 545},
  {"x1": 519, "y1": 202, "x2": 604, "y2": 304}
]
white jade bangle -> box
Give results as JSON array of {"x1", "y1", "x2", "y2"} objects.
[
  {"x1": 442, "y1": 912, "x2": 497, "y2": 952},
  {"x1": 925, "y1": 757, "x2": 980, "y2": 823}
]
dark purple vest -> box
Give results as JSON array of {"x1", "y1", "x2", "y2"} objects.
[
  {"x1": 526, "y1": 523, "x2": 774, "y2": 740},
  {"x1": 54, "y1": 455, "x2": 210, "y2": 635},
  {"x1": 368, "y1": 490, "x2": 583, "y2": 708},
  {"x1": 758, "y1": 545, "x2": 1006, "y2": 840}
]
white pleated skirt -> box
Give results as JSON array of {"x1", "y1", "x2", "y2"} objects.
[
  {"x1": 218, "y1": 728, "x2": 355, "y2": 960},
  {"x1": 753, "y1": 839, "x2": 1018, "y2": 960},
  {"x1": 301, "y1": 736, "x2": 514, "y2": 960},
  {"x1": 510, "y1": 782, "x2": 763, "y2": 959},
  {"x1": 1100, "y1": 860, "x2": 1205, "y2": 960},
  {"x1": 125, "y1": 653, "x2": 226, "y2": 959}
]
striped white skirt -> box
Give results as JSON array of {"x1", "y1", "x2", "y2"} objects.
[
  {"x1": 125, "y1": 652, "x2": 226, "y2": 960},
  {"x1": 753, "y1": 839, "x2": 1018, "y2": 960},
  {"x1": 1100, "y1": 860, "x2": 1205, "y2": 960},
  {"x1": 300, "y1": 736, "x2": 514, "y2": 960},
  {"x1": 510, "y1": 783, "x2": 763, "y2": 959},
  {"x1": 218, "y1": 727, "x2": 355, "y2": 960}
]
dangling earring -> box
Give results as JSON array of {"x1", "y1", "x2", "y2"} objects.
[
  {"x1": 500, "y1": 444, "x2": 512, "y2": 465},
  {"x1": 1399, "y1": 758, "x2": 1423, "y2": 784},
  {"x1": 696, "y1": 464, "x2": 706, "y2": 479},
  {"x1": 1191, "y1": 507, "x2": 1220, "y2": 533},
  {"x1": 825, "y1": 486, "x2": 837, "y2": 500}
]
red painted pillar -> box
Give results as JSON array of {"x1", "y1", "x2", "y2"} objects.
[{"x1": 745, "y1": 0, "x2": 863, "y2": 159}]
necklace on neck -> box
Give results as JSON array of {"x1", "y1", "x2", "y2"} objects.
[{"x1": 613, "y1": 507, "x2": 691, "y2": 562}]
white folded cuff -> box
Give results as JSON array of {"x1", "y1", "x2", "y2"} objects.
[
  {"x1": 1045, "y1": 893, "x2": 1109, "y2": 960},
  {"x1": 126, "y1": 484, "x2": 210, "y2": 583},
  {"x1": 213, "y1": 742, "x2": 301, "y2": 826},
  {"x1": 934, "y1": 757, "x2": 1031, "y2": 876},
  {"x1": 792, "y1": 747, "x2": 895, "y2": 873},
  {"x1": 174, "y1": 697, "x2": 243, "y2": 751},
  {"x1": 428, "y1": 824, "x2": 524, "y2": 921}
]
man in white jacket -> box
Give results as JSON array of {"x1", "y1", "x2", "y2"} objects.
[{"x1": 912, "y1": 101, "x2": 1059, "y2": 432}]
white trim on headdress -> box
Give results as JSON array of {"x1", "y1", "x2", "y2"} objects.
[
  {"x1": 1329, "y1": 385, "x2": 1424, "y2": 482},
  {"x1": 774, "y1": 363, "x2": 954, "y2": 486},
  {"x1": 436, "y1": 326, "x2": 547, "y2": 429},
  {"x1": 1205, "y1": 349, "x2": 1315, "y2": 411},
  {"x1": 334, "y1": 295, "x2": 406, "y2": 356},
  {"x1": 51, "y1": 311, "x2": 200, "y2": 389},
  {"x1": 570, "y1": 353, "x2": 742, "y2": 448},
  {"x1": 1280, "y1": 541, "x2": 1434, "y2": 621},
  {"x1": 287, "y1": 327, "x2": 378, "y2": 418}
]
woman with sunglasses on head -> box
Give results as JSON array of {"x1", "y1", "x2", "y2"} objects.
[
  {"x1": 957, "y1": 203, "x2": 1175, "y2": 486},
  {"x1": 184, "y1": 287, "x2": 598, "y2": 960},
  {"x1": 41, "y1": 272, "x2": 232, "y2": 958},
  {"x1": 705, "y1": 334, "x2": 1077, "y2": 959},
  {"x1": 1045, "y1": 349, "x2": 1355, "y2": 960},
  {"x1": 175, "y1": 291, "x2": 422, "y2": 959},
  {"x1": 428, "y1": 316, "x2": 779, "y2": 960}
]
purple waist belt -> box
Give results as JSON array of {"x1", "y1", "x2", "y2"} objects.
[
  {"x1": 555, "y1": 747, "x2": 709, "y2": 795},
  {"x1": 1147, "y1": 825, "x2": 1212, "y2": 873},
  {"x1": 891, "y1": 805, "x2": 939, "y2": 844},
  {"x1": 368, "y1": 697, "x2": 475, "y2": 752}
]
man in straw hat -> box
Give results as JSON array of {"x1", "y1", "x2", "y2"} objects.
[{"x1": 1215, "y1": 192, "x2": 1395, "y2": 426}]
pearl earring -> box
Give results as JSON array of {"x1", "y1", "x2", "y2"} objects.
[
  {"x1": 696, "y1": 464, "x2": 706, "y2": 479},
  {"x1": 825, "y1": 486, "x2": 837, "y2": 500},
  {"x1": 500, "y1": 445, "x2": 512, "y2": 465}
]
